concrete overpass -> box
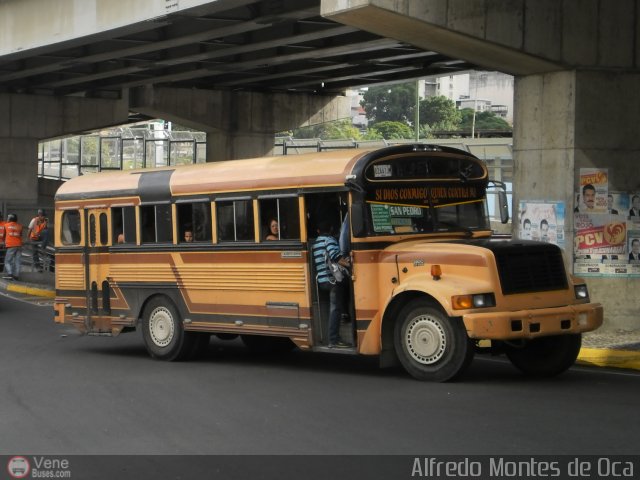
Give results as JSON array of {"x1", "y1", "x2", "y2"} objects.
[{"x1": 2, "y1": 0, "x2": 639, "y2": 329}]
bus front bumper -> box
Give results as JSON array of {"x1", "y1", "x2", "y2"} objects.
[{"x1": 462, "y1": 302, "x2": 603, "y2": 340}]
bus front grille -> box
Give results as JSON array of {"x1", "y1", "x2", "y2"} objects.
[{"x1": 493, "y1": 245, "x2": 568, "y2": 295}]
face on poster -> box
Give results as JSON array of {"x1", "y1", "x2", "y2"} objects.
[
  {"x1": 629, "y1": 193, "x2": 640, "y2": 216},
  {"x1": 607, "y1": 192, "x2": 628, "y2": 215},
  {"x1": 628, "y1": 234, "x2": 640, "y2": 261},
  {"x1": 577, "y1": 168, "x2": 608, "y2": 213}
]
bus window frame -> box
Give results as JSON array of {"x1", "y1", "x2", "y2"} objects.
[
  {"x1": 257, "y1": 193, "x2": 301, "y2": 243},
  {"x1": 214, "y1": 195, "x2": 255, "y2": 244}
]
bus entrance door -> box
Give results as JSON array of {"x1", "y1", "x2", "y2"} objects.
[{"x1": 84, "y1": 208, "x2": 112, "y2": 334}]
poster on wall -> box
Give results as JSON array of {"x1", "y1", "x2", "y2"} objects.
[
  {"x1": 573, "y1": 213, "x2": 627, "y2": 256},
  {"x1": 518, "y1": 200, "x2": 565, "y2": 247},
  {"x1": 575, "y1": 168, "x2": 608, "y2": 213},
  {"x1": 628, "y1": 192, "x2": 640, "y2": 217}
]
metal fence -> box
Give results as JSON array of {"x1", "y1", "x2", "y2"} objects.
[{"x1": 39, "y1": 126, "x2": 207, "y2": 180}]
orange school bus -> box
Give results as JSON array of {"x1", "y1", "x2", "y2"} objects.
[{"x1": 53, "y1": 144, "x2": 603, "y2": 381}]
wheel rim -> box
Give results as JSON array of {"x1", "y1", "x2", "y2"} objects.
[
  {"x1": 148, "y1": 306, "x2": 175, "y2": 347},
  {"x1": 405, "y1": 314, "x2": 447, "y2": 364}
]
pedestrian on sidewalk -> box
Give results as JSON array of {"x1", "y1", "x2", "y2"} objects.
[
  {"x1": 3, "y1": 213, "x2": 23, "y2": 281},
  {"x1": 27, "y1": 209, "x2": 49, "y2": 272}
]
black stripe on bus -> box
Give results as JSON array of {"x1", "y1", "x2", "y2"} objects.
[{"x1": 138, "y1": 169, "x2": 175, "y2": 204}]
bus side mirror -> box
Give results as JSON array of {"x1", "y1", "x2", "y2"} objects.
[
  {"x1": 498, "y1": 191, "x2": 510, "y2": 224},
  {"x1": 351, "y1": 203, "x2": 366, "y2": 237}
]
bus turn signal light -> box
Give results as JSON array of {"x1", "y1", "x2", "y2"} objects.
[{"x1": 452, "y1": 293, "x2": 496, "y2": 310}]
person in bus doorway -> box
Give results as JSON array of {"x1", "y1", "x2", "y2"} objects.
[
  {"x1": 312, "y1": 219, "x2": 351, "y2": 348},
  {"x1": 27, "y1": 208, "x2": 49, "y2": 272},
  {"x1": 265, "y1": 218, "x2": 279, "y2": 240},
  {"x1": 3, "y1": 213, "x2": 23, "y2": 281}
]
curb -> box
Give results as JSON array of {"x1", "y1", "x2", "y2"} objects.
[
  {"x1": 5, "y1": 282, "x2": 55, "y2": 298},
  {"x1": 0, "y1": 278, "x2": 55, "y2": 299},
  {"x1": 577, "y1": 347, "x2": 640, "y2": 371}
]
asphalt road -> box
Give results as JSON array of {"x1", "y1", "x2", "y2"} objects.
[{"x1": 1, "y1": 290, "x2": 639, "y2": 457}]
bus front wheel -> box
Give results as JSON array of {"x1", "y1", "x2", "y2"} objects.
[
  {"x1": 394, "y1": 301, "x2": 474, "y2": 382},
  {"x1": 141, "y1": 296, "x2": 194, "y2": 361},
  {"x1": 504, "y1": 334, "x2": 582, "y2": 377}
]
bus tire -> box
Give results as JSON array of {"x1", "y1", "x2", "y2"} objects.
[
  {"x1": 241, "y1": 335, "x2": 296, "y2": 354},
  {"x1": 394, "y1": 301, "x2": 474, "y2": 382},
  {"x1": 505, "y1": 334, "x2": 581, "y2": 377},
  {"x1": 141, "y1": 296, "x2": 194, "y2": 361}
]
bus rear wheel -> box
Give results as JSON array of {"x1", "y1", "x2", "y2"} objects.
[
  {"x1": 394, "y1": 301, "x2": 474, "y2": 382},
  {"x1": 504, "y1": 334, "x2": 582, "y2": 377},
  {"x1": 141, "y1": 296, "x2": 194, "y2": 361}
]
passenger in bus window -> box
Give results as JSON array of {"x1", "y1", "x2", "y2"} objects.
[
  {"x1": 184, "y1": 230, "x2": 194, "y2": 243},
  {"x1": 265, "y1": 218, "x2": 279, "y2": 240},
  {"x1": 116, "y1": 232, "x2": 124, "y2": 244},
  {"x1": 312, "y1": 219, "x2": 351, "y2": 348}
]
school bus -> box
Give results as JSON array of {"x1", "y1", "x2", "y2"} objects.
[{"x1": 53, "y1": 144, "x2": 603, "y2": 381}]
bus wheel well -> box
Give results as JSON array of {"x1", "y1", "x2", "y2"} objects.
[
  {"x1": 380, "y1": 291, "x2": 441, "y2": 368},
  {"x1": 137, "y1": 293, "x2": 181, "y2": 326}
]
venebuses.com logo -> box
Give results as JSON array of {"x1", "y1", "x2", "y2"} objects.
[{"x1": 7, "y1": 456, "x2": 30, "y2": 479}]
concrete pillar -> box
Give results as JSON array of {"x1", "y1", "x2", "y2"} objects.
[
  {"x1": 130, "y1": 86, "x2": 350, "y2": 161},
  {"x1": 0, "y1": 138, "x2": 39, "y2": 204},
  {"x1": 0, "y1": 92, "x2": 128, "y2": 214},
  {"x1": 514, "y1": 70, "x2": 640, "y2": 329}
]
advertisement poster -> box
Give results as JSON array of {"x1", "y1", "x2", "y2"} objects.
[
  {"x1": 573, "y1": 213, "x2": 627, "y2": 256},
  {"x1": 518, "y1": 201, "x2": 565, "y2": 247},
  {"x1": 575, "y1": 168, "x2": 608, "y2": 213}
]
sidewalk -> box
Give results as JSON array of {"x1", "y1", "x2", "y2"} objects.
[{"x1": 0, "y1": 272, "x2": 638, "y2": 372}]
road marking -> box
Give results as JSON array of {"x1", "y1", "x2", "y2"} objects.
[{"x1": 0, "y1": 290, "x2": 54, "y2": 306}]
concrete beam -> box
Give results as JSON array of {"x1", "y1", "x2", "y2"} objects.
[
  {"x1": 321, "y1": 0, "x2": 638, "y2": 75},
  {"x1": 0, "y1": 92, "x2": 129, "y2": 139},
  {"x1": 130, "y1": 86, "x2": 350, "y2": 159},
  {"x1": 0, "y1": 0, "x2": 224, "y2": 59}
]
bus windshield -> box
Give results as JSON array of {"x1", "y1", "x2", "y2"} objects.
[
  {"x1": 366, "y1": 197, "x2": 489, "y2": 235},
  {"x1": 358, "y1": 149, "x2": 491, "y2": 236}
]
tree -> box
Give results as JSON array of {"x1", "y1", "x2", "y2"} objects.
[
  {"x1": 288, "y1": 120, "x2": 361, "y2": 140},
  {"x1": 361, "y1": 83, "x2": 416, "y2": 124},
  {"x1": 458, "y1": 108, "x2": 512, "y2": 132},
  {"x1": 370, "y1": 121, "x2": 414, "y2": 139},
  {"x1": 419, "y1": 96, "x2": 461, "y2": 131}
]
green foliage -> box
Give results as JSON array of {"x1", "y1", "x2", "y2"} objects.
[
  {"x1": 361, "y1": 83, "x2": 416, "y2": 123},
  {"x1": 419, "y1": 96, "x2": 461, "y2": 130},
  {"x1": 459, "y1": 108, "x2": 512, "y2": 132},
  {"x1": 288, "y1": 120, "x2": 361, "y2": 140},
  {"x1": 370, "y1": 121, "x2": 414, "y2": 139}
]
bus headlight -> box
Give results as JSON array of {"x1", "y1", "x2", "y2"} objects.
[
  {"x1": 452, "y1": 293, "x2": 496, "y2": 310},
  {"x1": 574, "y1": 284, "x2": 589, "y2": 301}
]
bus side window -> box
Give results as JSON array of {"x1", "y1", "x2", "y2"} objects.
[
  {"x1": 140, "y1": 205, "x2": 172, "y2": 243},
  {"x1": 112, "y1": 206, "x2": 137, "y2": 244},
  {"x1": 216, "y1": 200, "x2": 254, "y2": 242},
  {"x1": 60, "y1": 210, "x2": 81, "y2": 246},
  {"x1": 259, "y1": 197, "x2": 300, "y2": 241},
  {"x1": 177, "y1": 202, "x2": 212, "y2": 243}
]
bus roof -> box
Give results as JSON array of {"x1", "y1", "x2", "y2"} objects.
[
  {"x1": 55, "y1": 145, "x2": 485, "y2": 203},
  {"x1": 55, "y1": 148, "x2": 372, "y2": 202}
]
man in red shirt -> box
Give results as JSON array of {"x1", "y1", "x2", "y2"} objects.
[{"x1": 3, "y1": 213, "x2": 23, "y2": 281}]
